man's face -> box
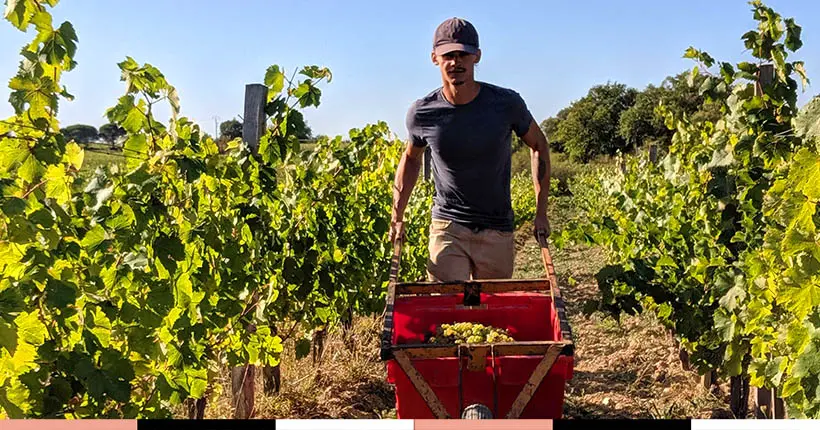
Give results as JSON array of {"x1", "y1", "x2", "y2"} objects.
[{"x1": 432, "y1": 50, "x2": 480, "y2": 86}]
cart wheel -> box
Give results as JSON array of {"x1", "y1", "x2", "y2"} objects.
[{"x1": 462, "y1": 403, "x2": 493, "y2": 419}]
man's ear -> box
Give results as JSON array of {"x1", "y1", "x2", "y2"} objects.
[
  {"x1": 431, "y1": 51, "x2": 439, "y2": 65},
  {"x1": 474, "y1": 49, "x2": 482, "y2": 64}
]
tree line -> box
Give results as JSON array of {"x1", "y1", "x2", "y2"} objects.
[
  {"x1": 62, "y1": 109, "x2": 314, "y2": 151},
  {"x1": 60, "y1": 122, "x2": 126, "y2": 148},
  {"x1": 539, "y1": 70, "x2": 723, "y2": 162}
]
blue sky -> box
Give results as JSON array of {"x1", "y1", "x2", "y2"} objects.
[{"x1": 1, "y1": 0, "x2": 819, "y2": 140}]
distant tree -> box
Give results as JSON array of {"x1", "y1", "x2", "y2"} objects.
[
  {"x1": 61, "y1": 124, "x2": 98, "y2": 145},
  {"x1": 287, "y1": 110, "x2": 312, "y2": 140},
  {"x1": 99, "y1": 123, "x2": 126, "y2": 149},
  {"x1": 540, "y1": 107, "x2": 569, "y2": 153},
  {"x1": 617, "y1": 84, "x2": 666, "y2": 148},
  {"x1": 555, "y1": 82, "x2": 638, "y2": 162},
  {"x1": 219, "y1": 119, "x2": 243, "y2": 140},
  {"x1": 618, "y1": 71, "x2": 722, "y2": 148}
]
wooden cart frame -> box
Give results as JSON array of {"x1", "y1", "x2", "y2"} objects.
[{"x1": 380, "y1": 232, "x2": 575, "y2": 419}]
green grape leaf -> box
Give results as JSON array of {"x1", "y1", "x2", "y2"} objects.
[
  {"x1": 705, "y1": 146, "x2": 735, "y2": 169},
  {"x1": 765, "y1": 356, "x2": 786, "y2": 387},
  {"x1": 46, "y1": 377, "x2": 73, "y2": 405},
  {"x1": 742, "y1": 30, "x2": 759, "y2": 51},
  {"x1": 4, "y1": 0, "x2": 37, "y2": 30},
  {"x1": 714, "y1": 310, "x2": 735, "y2": 342},
  {"x1": 2, "y1": 197, "x2": 27, "y2": 217},
  {"x1": 0, "y1": 319, "x2": 18, "y2": 355},
  {"x1": 18, "y1": 154, "x2": 43, "y2": 183},
  {"x1": 780, "y1": 283, "x2": 820, "y2": 321},
  {"x1": 154, "y1": 234, "x2": 185, "y2": 273},
  {"x1": 64, "y1": 141, "x2": 84, "y2": 170},
  {"x1": 15, "y1": 310, "x2": 45, "y2": 345},
  {"x1": 99, "y1": 350, "x2": 134, "y2": 403},
  {"x1": 81, "y1": 224, "x2": 106, "y2": 250},
  {"x1": 299, "y1": 66, "x2": 332, "y2": 82},
  {"x1": 123, "y1": 252, "x2": 149, "y2": 270},
  {"x1": 43, "y1": 165, "x2": 71, "y2": 206},
  {"x1": 719, "y1": 286, "x2": 746, "y2": 312},
  {"x1": 785, "y1": 18, "x2": 804, "y2": 51},
  {"x1": 45, "y1": 278, "x2": 76, "y2": 308},
  {"x1": 264, "y1": 65, "x2": 285, "y2": 99},
  {"x1": 794, "y1": 61, "x2": 810, "y2": 90},
  {"x1": 781, "y1": 377, "x2": 803, "y2": 398},
  {"x1": 186, "y1": 367, "x2": 207, "y2": 398},
  {"x1": 315, "y1": 307, "x2": 331, "y2": 323},
  {"x1": 124, "y1": 134, "x2": 148, "y2": 162},
  {"x1": 724, "y1": 340, "x2": 745, "y2": 376},
  {"x1": 791, "y1": 149, "x2": 820, "y2": 200},
  {"x1": 787, "y1": 321, "x2": 811, "y2": 353},
  {"x1": 793, "y1": 343, "x2": 820, "y2": 378},
  {"x1": 0, "y1": 243, "x2": 26, "y2": 279},
  {"x1": 1, "y1": 141, "x2": 30, "y2": 174},
  {"x1": 293, "y1": 81, "x2": 322, "y2": 108}
]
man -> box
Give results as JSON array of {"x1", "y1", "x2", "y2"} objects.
[{"x1": 389, "y1": 17, "x2": 551, "y2": 282}]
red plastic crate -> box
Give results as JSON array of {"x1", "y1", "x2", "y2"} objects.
[{"x1": 385, "y1": 291, "x2": 574, "y2": 419}]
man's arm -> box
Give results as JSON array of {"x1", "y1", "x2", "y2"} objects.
[
  {"x1": 390, "y1": 143, "x2": 426, "y2": 241},
  {"x1": 519, "y1": 119, "x2": 551, "y2": 241}
]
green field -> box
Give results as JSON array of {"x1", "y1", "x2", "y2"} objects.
[{"x1": 78, "y1": 143, "x2": 126, "y2": 177}]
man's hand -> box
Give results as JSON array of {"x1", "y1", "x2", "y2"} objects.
[
  {"x1": 534, "y1": 213, "x2": 550, "y2": 246},
  {"x1": 389, "y1": 220, "x2": 404, "y2": 244}
]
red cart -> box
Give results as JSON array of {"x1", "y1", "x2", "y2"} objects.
[{"x1": 380, "y1": 232, "x2": 575, "y2": 419}]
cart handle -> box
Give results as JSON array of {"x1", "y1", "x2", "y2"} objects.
[
  {"x1": 380, "y1": 228, "x2": 403, "y2": 360},
  {"x1": 536, "y1": 229, "x2": 560, "y2": 301},
  {"x1": 389, "y1": 225, "x2": 404, "y2": 285}
]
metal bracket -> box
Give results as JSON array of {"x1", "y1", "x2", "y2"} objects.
[
  {"x1": 463, "y1": 281, "x2": 481, "y2": 306},
  {"x1": 464, "y1": 345, "x2": 489, "y2": 372}
]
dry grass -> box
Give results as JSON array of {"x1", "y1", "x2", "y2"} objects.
[
  {"x1": 194, "y1": 316, "x2": 396, "y2": 419},
  {"x1": 189, "y1": 200, "x2": 738, "y2": 420}
]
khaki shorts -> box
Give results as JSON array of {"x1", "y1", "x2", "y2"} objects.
[{"x1": 427, "y1": 218, "x2": 515, "y2": 282}]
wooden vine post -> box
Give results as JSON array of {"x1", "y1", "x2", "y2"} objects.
[
  {"x1": 721, "y1": 63, "x2": 778, "y2": 420},
  {"x1": 750, "y1": 62, "x2": 785, "y2": 419},
  {"x1": 229, "y1": 83, "x2": 268, "y2": 419}
]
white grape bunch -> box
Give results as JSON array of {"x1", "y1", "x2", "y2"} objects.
[{"x1": 427, "y1": 322, "x2": 514, "y2": 344}]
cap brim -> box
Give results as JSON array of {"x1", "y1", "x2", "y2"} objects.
[{"x1": 434, "y1": 43, "x2": 478, "y2": 55}]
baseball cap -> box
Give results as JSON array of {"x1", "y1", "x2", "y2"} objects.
[{"x1": 433, "y1": 17, "x2": 479, "y2": 56}]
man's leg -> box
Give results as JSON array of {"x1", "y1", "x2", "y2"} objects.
[
  {"x1": 471, "y1": 228, "x2": 515, "y2": 279},
  {"x1": 427, "y1": 219, "x2": 472, "y2": 282}
]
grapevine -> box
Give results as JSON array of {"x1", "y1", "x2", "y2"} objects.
[
  {"x1": 556, "y1": 0, "x2": 819, "y2": 417},
  {"x1": 0, "y1": 0, "x2": 432, "y2": 418}
]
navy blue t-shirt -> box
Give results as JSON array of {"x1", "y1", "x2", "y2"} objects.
[{"x1": 406, "y1": 82, "x2": 534, "y2": 232}]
